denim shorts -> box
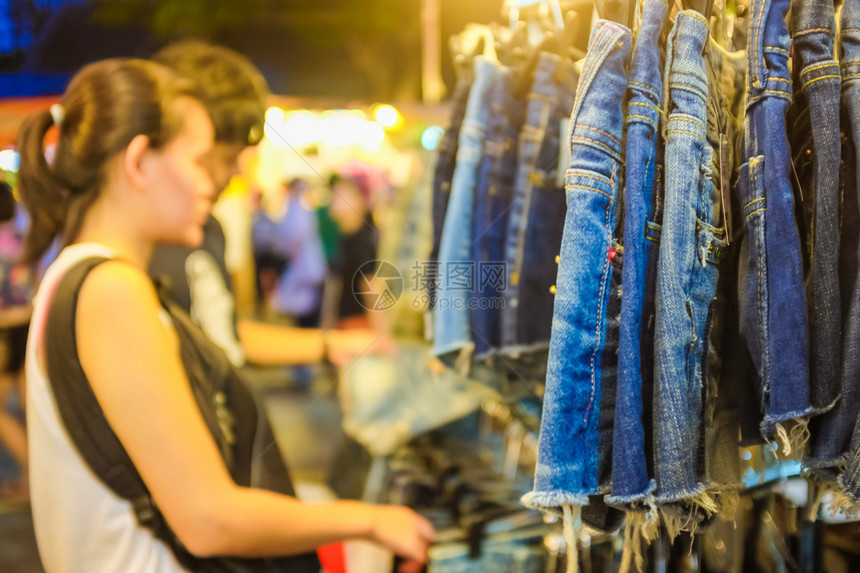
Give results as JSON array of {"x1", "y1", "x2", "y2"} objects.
[
  {"x1": 739, "y1": 0, "x2": 813, "y2": 438},
  {"x1": 790, "y1": 0, "x2": 842, "y2": 415},
  {"x1": 471, "y1": 68, "x2": 525, "y2": 360},
  {"x1": 608, "y1": 0, "x2": 668, "y2": 507},
  {"x1": 429, "y1": 71, "x2": 474, "y2": 315},
  {"x1": 522, "y1": 20, "x2": 632, "y2": 513},
  {"x1": 501, "y1": 53, "x2": 577, "y2": 357},
  {"x1": 653, "y1": 11, "x2": 727, "y2": 504},
  {"x1": 433, "y1": 57, "x2": 500, "y2": 366}
]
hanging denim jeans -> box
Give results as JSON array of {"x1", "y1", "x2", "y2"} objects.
[
  {"x1": 429, "y1": 70, "x2": 475, "y2": 321},
  {"x1": 608, "y1": 0, "x2": 668, "y2": 507},
  {"x1": 433, "y1": 57, "x2": 499, "y2": 367},
  {"x1": 471, "y1": 68, "x2": 525, "y2": 360},
  {"x1": 739, "y1": 0, "x2": 812, "y2": 441},
  {"x1": 816, "y1": 0, "x2": 860, "y2": 475},
  {"x1": 790, "y1": 0, "x2": 841, "y2": 414},
  {"x1": 501, "y1": 53, "x2": 577, "y2": 357},
  {"x1": 653, "y1": 11, "x2": 727, "y2": 504},
  {"x1": 522, "y1": 21, "x2": 631, "y2": 513}
]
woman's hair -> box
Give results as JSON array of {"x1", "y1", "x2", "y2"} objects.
[
  {"x1": 153, "y1": 41, "x2": 269, "y2": 146},
  {"x1": 16, "y1": 58, "x2": 200, "y2": 264}
]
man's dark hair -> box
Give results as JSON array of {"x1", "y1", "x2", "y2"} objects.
[
  {"x1": 153, "y1": 40, "x2": 269, "y2": 146},
  {"x1": 0, "y1": 181, "x2": 15, "y2": 223}
]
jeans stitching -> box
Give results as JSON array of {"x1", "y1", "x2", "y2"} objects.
[
  {"x1": 801, "y1": 61, "x2": 840, "y2": 74},
  {"x1": 574, "y1": 123, "x2": 623, "y2": 146},
  {"x1": 627, "y1": 114, "x2": 659, "y2": 125},
  {"x1": 566, "y1": 183, "x2": 612, "y2": 199},
  {"x1": 568, "y1": 170, "x2": 613, "y2": 185},
  {"x1": 630, "y1": 100, "x2": 662, "y2": 114},
  {"x1": 793, "y1": 28, "x2": 834, "y2": 38},
  {"x1": 672, "y1": 115, "x2": 705, "y2": 128},
  {"x1": 571, "y1": 135, "x2": 622, "y2": 156},
  {"x1": 744, "y1": 197, "x2": 765, "y2": 209},
  {"x1": 585, "y1": 161, "x2": 616, "y2": 424},
  {"x1": 668, "y1": 128, "x2": 706, "y2": 143},
  {"x1": 801, "y1": 74, "x2": 841, "y2": 91}
]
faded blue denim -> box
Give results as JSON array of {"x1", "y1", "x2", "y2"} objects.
[
  {"x1": 790, "y1": 0, "x2": 842, "y2": 414},
  {"x1": 739, "y1": 0, "x2": 812, "y2": 436},
  {"x1": 522, "y1": 21, "x2": 631, "y2": 512},
  {"x1": 433, "y1": 57, "x2": 499, "y2": 364},
  {"x1": 501, "y1": 53, "x2": 577, "y2": 356},
  {"x1": 608, "y1": 0, "x2": 667, "y2": 507},
  {"x1": 429, "y1": 70, "x2": 474, "y2": 315},
  {"x1": 471, "y1": 68, "x2": 525, "y2": 359},
  {"x1": 817, "y1": 0, "x2": 860, "y2": 474},
  {"x1": 653, "y1": 11, "x2": 727, "y2": 503}
]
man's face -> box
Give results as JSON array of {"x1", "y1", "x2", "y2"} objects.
[{"x1": 200, "y1": 141, "x2": 247, "y2": 200}]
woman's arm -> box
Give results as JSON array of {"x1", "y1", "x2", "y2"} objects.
[{"x1": 75, "y1": 261, "x2": 432, "y2": 560}]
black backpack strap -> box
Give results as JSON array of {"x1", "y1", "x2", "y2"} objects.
[
  {"x1": 42, "y1": 256, "x2": 199, "y2": 568},
  {"x1": 43, "y1": 257, "x2": 149, "y2": 503}
]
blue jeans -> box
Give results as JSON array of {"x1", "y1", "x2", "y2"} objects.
[
  {"x1": 653, "y1": 11, "x2": 727, "y2": 503},
  {"x1": 429, "y1": 71, "x2": 474, "y2": 315},
  {"x1": 739, "y1": 0, "x2": 812, "y2": 436},
  {"x1": 608, "y1": 0, "x2": 667, "y2": 507},
  {"x1": 522, "y1": 21, "x2": 631, "y2": 512},
  {"x1": 471, "y1": 68, "x2": 525, "y2": 360},
  {"x1": 433, "y1": 57, "x2": 499, "y2": 364},
  {"x1": 501, "y1": 53, "x2": 577, "y2": 356},
  {"x1": 821, "y1": 0, "x2": 860, "y2": 476},
  {"x1": 790, "y1": 0, "x2": 842, "y2": 414}
]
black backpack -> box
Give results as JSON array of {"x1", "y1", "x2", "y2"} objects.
[{"x1": 43, "y1": 256, "x2": 321, "y2": 573}]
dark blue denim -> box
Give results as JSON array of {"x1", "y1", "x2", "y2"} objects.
[
  {"x1": 597, "y1": 248, "x2": 622, "y2": 495},
  {"x1": 653, "y1": 11, "x2": 727, "y2": 504},
  {"x1": 471, "y1": 68, "x2": 525, "y2": 359},
  {"x1": 501, "y1": 53, "x2": 577, "y2": 356},
  {"x1": 433, "y1": 57, "x2": 499, "y2": 365},
  {"x1": 522, "y1": 21, "x2": 631, "y2": 513},
  {"x1": 429, "y1": 71, "x2": 475, "y2": 314},
  {"x1": 815, "y1": 0, "x2": 860, "y2": 473},
  {"x1": 739, "y1": 0, "x2": 812, "y2": 436},
  {"x1": 790, "y1": 0, "x2": 842, "y2": 414},
  {"x1": 608, "y1": 0, "x2": 667, "y2": 507}
]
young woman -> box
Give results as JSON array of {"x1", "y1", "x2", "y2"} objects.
[{"x1": 18, "y1": 58, "x2": 433, "y2": 573}]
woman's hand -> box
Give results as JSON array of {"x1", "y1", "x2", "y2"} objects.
[{"x1": 367, "y1": 504, "x2": 435, "y2": 572}]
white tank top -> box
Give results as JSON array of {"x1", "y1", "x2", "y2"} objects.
[{"x1": 27, "y1": 243, "x2": 188, "y2": 573}]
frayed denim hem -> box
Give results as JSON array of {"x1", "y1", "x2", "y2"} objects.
[
  {"x1": 805, "y1": 452, "x2": 848, "y2": 471},
  {"x1": 605, "y1": 480, "x2": 657, "y2": 507},
  {"x1": 654, "y1": 481, "x2": 709, "y2": 505},
  {"x1": 760, "y1": 406, "x2": 815, "y2": 435},
  {"x1": 521, "y1": 490, "x2": 590, "y2": 515}
]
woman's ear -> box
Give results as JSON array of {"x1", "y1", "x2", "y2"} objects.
[{"x1": 122, "y1": 134, "x2": 152, "y2": 191}]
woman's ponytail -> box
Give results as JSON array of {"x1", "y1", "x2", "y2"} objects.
[{"x1": 16, "y1": 109, "x2": 67, "y2": 265}]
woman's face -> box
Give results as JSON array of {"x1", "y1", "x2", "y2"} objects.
[
  {"x1": 147, "y1": 98, "x2": 215, "y2": 247},
  {"x1": 329, "y1": 181, "x2": 367, "y2": 234}
]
